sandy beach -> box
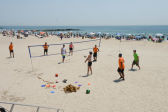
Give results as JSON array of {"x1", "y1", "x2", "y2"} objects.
[{"x1": 0, "y1": 35, "x2": 168, "y2": 112}]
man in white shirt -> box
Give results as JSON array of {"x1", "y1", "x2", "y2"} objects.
[{"x1": 61, "y1": 44, "x2": 66, "y2": 63}]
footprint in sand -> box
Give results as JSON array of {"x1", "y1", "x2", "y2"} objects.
[
  {"x1": 1, "y1": 91, "x2": 25, "y2": 102},
  {"x1": 14, "y1": 69, "x2": 22, "y2": 73},
  {"x1": 37, "y1": 75, "x2": 54, "y2": 84}
]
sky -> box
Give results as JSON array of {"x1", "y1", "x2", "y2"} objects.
[{"x1": 0, "y1": 0, "x2": 168, "y2": 26}]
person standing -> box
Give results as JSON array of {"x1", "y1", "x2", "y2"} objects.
[
  {"x1": 93, "y1": 45, "x2": 99, "y2": 61},
  {"x1": 60, "y1": 36, "x2": 63, "y2": 40},
  {"x1": 85, "y1": 52, "x2": 93, "y2": 75},
  {"x1": 131, "y1": 50, "x2": 140, "y2": 70},
  {"x1": 9, "y1": 42, "x2": 14, "y2": 58},
  {"x1": 117, "y1": 53, "x2": 125, "y2": 80},
  {"x1": 61, "y1": 44, "x2": 66, "y2": 63},
  {"x1": 69, "y1": 42, "x2": 74, "y2": 56},
  {"x1": 43, "y1": 42, "x2": 49, "y2": 56},
  {"x1": 60, "y1": 33, "x2": 63, "y2": 40}
]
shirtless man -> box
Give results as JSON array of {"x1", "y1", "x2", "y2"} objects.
[{"x1": 85, "y1": 52, "x2": 93, "y2": 75}]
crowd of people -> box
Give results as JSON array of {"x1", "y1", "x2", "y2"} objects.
[{"x1": 1, "y1": 30, "x2": 168, "y2": 42}]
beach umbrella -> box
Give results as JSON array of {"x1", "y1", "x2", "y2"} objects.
[
  {"x1": 156, "y1": 33, "x2": 163, "y2": 37},
  {"x1": 116, "y1": 33, "x2": 121, "y2": 36},
  {"x1": 40, "y1": 32, "x2": 45, "y2": 35},
  {"x1": 58, "y1": 32, "x2": 63, "y2": 34},
  {"x1": 97, "y1": 32, "x2": 101, "y2": 34},
  {"x1": 127, "y1": 34, "x2": 132, "y2": 36},
  {"x1": 135, "y1": 36, "x2": 142, "y2": 39},
  {"x1": 96, "y1": 32, "x2": 101, "y2": 37},
  {"x1": 90, "y1": 32, "x2": 95, "y2": 35},
  {"x1": 24, "y1": 31, "x2": 28, "y2": 34},
  {"x1": 64, "y1": 32, "x2": 68, "y2": 34}
]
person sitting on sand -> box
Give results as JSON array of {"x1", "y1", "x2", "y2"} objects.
[
  {"x1": 118, "y1": 53, "x2": 125, "y2": 80},
  {"x1": 93, "y1": 45, "x2": 99, "y2": 61},
  {"x1": 43, "y1": 42, "x2": 49, "y2": 56},
  {"x1": 61, "y1": 44, "x2": 66, "y2": 63},
  {"x1": 9, "y1": 42, "x2": 14, "y2": 58},
  {"x1": 131, "y1": 50, "x2": 140, "y2": 70},
  {"x1": 85, "y1": 52, "x2": 93, "y2": 75},
  {"x1": 69, "y1": 42, "x2": 74, "y2": 56}
]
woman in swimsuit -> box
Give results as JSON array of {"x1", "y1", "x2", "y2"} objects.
[{"x1": 69, "y1": 42, "x2": 74, "y2": 56}]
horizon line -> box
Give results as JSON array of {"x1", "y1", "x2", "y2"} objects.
[{"x1": 1, "y1": 25, "x2": 168, "y2": 27}]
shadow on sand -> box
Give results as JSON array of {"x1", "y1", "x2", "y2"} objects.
[
  {"x1": 113, "y1": 79, "x2": 124, "y2": 83},
  {"x1": 129, "y1": 69, "x2": 137, "y2": 72},
  {"x1": 58, "y1": 62, "x2": 62, "y2": 64},
  {"x1": 81, "y1": 74, "x2": 90, "y2": 77},
  {"x1": 6, "y1": 57, "x2": 12, "y2": 59}
]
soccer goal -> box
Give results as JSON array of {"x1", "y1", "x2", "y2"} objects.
[{"x1": 28, "y1": 38, "x2": 101, "y2": 59}]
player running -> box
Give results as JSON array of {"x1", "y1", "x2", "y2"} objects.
[
  {"x1": 131, "y1": 50, "x2": 140, "y2": 70},
  {"x1": 117, "y1": 53, "x2": 125, "y2": 80}
]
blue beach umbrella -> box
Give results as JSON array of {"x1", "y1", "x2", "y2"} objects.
[
  {"x1": 116, "y1": 33, "x2": 121, "y2": 36},
  {"x1": 135, "y1": 36, "x2": 142, "y2": 39},
  {"x1": 90, "y1": 32, "x2": 95, "y2": 35},
  {"x1": 58, "y1": 32, "x2": 63, "y2": 34}
]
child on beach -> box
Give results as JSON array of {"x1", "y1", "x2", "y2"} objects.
[
  {"x1": 93, "y1": 45, "x2": 99, "y2": 61},
  {"x1": 131, "y1": 50, "x2": 140, "y2": 70},
  {"x1": 69, "y1": 42, "x2": 74, "y2": 56},
  {"x1": 61, "y1": 44, "x2": 66, "y2": 63},
  {"x1": 43, "y1": 42, "x2": 49, "y2": 56},
  {"x1": 85, "y1": 52, "x2": 93, "y2": 75},
  {"x1": 117, "y1": 53, "x2": 125, "y2": 80},
  {"x1": 9, "y1": 42, "x2": 14, "y2": 58}
]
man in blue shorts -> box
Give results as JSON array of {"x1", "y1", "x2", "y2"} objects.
[{"x1": 61, "y1": 44, "x2": 66, "y2": 63}]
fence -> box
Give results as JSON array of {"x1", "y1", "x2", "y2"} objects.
[{"x1": 0, "y1": 101, "x2": 64, "y2": 112}]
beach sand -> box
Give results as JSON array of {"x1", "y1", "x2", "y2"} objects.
[{"x1": 0, "y1": 35, "x2": 168, "y2": 112}]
